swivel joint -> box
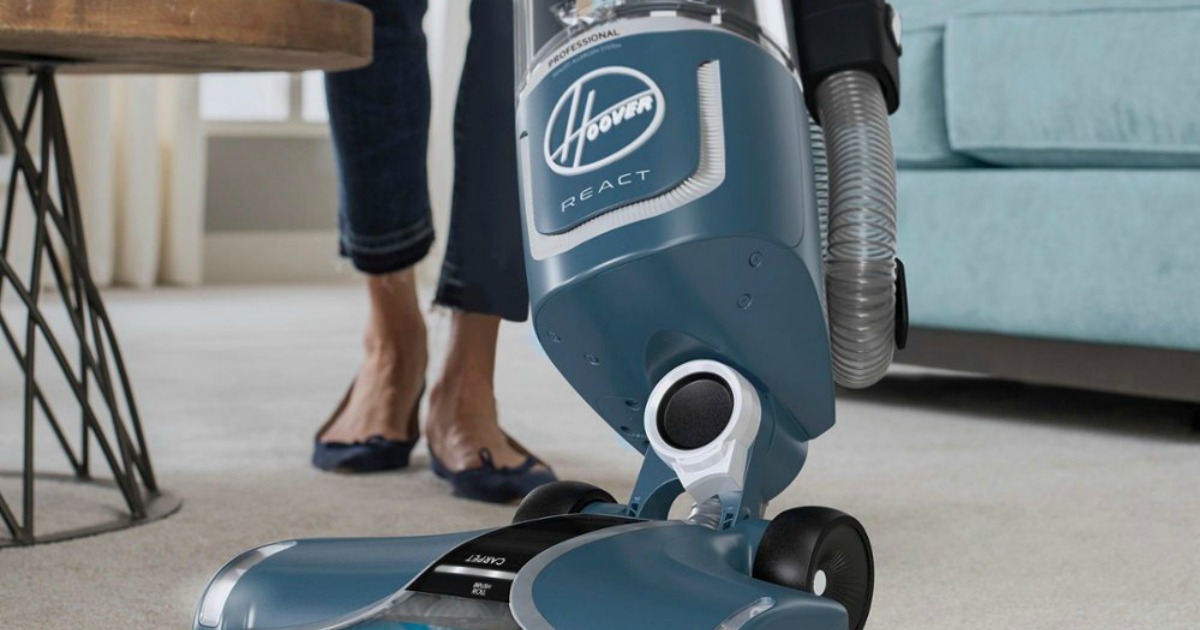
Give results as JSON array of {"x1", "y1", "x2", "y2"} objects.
[{"x1": 644, "y1": 361, "x2": 762, "y2": 503}]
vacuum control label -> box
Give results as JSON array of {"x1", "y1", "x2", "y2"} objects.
[{"x1": 408, "y1": 515, "x2": 639, "y2": 603}]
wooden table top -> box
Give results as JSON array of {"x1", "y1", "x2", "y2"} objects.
[{"x1": 0, "y1": 0, "x2": 372, "y2": 73}]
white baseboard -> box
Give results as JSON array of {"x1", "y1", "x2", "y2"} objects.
[{"x1": 203, "y1": 230, "x2": 442, "y2": 285}]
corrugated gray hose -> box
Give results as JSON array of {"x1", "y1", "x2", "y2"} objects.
[{"x1": 814, "y1": 70, "x2": 898, "y2": 389}]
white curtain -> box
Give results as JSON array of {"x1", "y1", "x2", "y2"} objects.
[{"x1": 55, "y1": 75, "x2": 207, "y2": 288}]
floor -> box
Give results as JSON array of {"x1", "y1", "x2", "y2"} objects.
[{"x1": 0, "y1": 285, "x2": 1197, "y2": 629}]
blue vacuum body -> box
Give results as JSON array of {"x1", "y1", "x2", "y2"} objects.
[
  {"x1": 195, "y1": 2, "x2": 904, "y2": 629},
  {"x1": 520, "y1": 16, "x2": 832, "y2": 514}
]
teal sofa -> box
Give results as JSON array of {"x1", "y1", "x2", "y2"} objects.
[{"x1": 888, "y1": 0, "x2": 1200, "y2": 402}]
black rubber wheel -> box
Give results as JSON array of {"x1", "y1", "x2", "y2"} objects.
[
  {"x1": 512, "y1": 481, "x2": 617, "y2": 524},
  {"x1": 752, "y1": 507, "x2": 874, "y2": 630}
]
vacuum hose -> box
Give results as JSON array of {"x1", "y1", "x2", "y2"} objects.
[{"x1": 815, "y1": 70, "x2": 898, "y2": 389}]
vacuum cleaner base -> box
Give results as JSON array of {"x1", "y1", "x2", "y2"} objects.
[{"x1": 196, "y1": 491, "x2": 872, "y2": 630}]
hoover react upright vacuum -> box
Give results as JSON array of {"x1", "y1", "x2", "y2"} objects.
[{"x1": 195, "y1": 1, "x2": 905, "y2": 628}]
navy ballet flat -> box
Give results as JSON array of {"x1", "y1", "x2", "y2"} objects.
[
  {"x1": 312, "y1": 383, "x2": 424, "y2": 474},
  {"x1": 428, "y1": 438, "x2": 557, "y2": 504}
]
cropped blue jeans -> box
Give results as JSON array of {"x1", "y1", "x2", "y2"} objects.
[{"x1": 326, "y1": 0, "x2": 528, "y2": 321}]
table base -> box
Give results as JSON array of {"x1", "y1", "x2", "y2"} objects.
[{"x1": 0, "y1": 67, "x2": 176, "y2": 547}]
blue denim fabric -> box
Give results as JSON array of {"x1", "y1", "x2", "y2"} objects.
[{"x1": 326, "y1": 0, "x2": 529, "y2": 322}]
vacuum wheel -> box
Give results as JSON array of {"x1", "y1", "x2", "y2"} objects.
[
  {"x1": 512, "y1": 481, "x2": 616, "y2": 523},
  {"x1": 752, "y1": 507, "x2": 874, "y2": 630}
]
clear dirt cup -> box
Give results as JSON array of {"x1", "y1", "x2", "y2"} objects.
[{"x1": 515, "y1": 0, "x2": 799, "y2": 90}]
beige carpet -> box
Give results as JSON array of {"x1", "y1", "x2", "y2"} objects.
[{"x1": 1, "y1": 284, "x2": 1197, "y2": 629}]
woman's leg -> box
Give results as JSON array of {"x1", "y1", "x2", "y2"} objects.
[
  {"x1": 426, "y1": 0, "x2": 546, "y2": 472},
  {"x1": 433, "y1": 0, "x2": 527, "y2": 322},
  {"x1": 320, "y1": 0, "x2": 432, "y2": 445}
]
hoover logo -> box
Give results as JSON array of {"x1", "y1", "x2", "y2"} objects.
[{"x1": 544, "y1": 66, "x2": 665, "y2": 177}]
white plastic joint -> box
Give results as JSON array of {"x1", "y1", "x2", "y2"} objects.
[{"x1": 644, "y1": 360, "x2": 761, "y2": 502}]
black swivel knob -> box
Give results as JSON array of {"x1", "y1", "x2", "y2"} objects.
[{"x1": 658, "y1": 375, "x2": 734, "y2": 450}]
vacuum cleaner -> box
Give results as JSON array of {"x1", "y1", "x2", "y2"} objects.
[{"x1": 195, "y1": 1, "x2": 905, "y2": 628}]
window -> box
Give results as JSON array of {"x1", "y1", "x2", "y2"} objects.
[
  {"x1": 200, "y1": 71, "x2": 329, "y2": 126},
  {"x1": 301, "y1": 72, "x2": 330, "y2": 124}
]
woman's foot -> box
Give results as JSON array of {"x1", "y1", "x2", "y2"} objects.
[
  {"x1": 426, "y1": 311, "x2": 556, "y2": 501},
  {"x1": 318, "y1": 269, "x2": 428, "y2": 446}
]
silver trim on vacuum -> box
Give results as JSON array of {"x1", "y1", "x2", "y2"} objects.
[
  {"x1": 433, "y1": 564, "x2": 520, "y2": 581},
  {"x1": 717, "y1": 597, "x2": 777, "y2": 629},
  {"x1": 195, "y1": 541, "x2": 297, "y2": 628}
]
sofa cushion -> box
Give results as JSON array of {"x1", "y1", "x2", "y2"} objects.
[
  {"x1": 897, "y1": 169, "x2": 1200, "y2": 352},
  {"x1": 887, "y1": 0, "x2": 1200, "y2": 168},
  {"x1": 943, "y1": 8, "x2": 1200, "y2": 167},
  {"x1": 891, "y1": 29, "x2": 977, "y2": 168},
  {"x1": 893, "y1": 0, "x2": 1199, "y2": 31}
]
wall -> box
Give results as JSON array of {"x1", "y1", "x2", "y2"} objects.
[{"x1": 202, "y1": 4, "x2": 471, "y2": 285}]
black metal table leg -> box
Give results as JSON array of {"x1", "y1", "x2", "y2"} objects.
[{"x1": 0, "y1": 66, "x2": 180, "y2": 547}]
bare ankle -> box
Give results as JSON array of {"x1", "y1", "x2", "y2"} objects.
[
  {"x1": 363, "y1": 328, "x2": 427, "y2": 361},
  {"x1": 361, "y1": 269, "x2": 428, "y2": 364},
  {"x1": 429, "y1": 371, "x2": 494, "y2": 416}
]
